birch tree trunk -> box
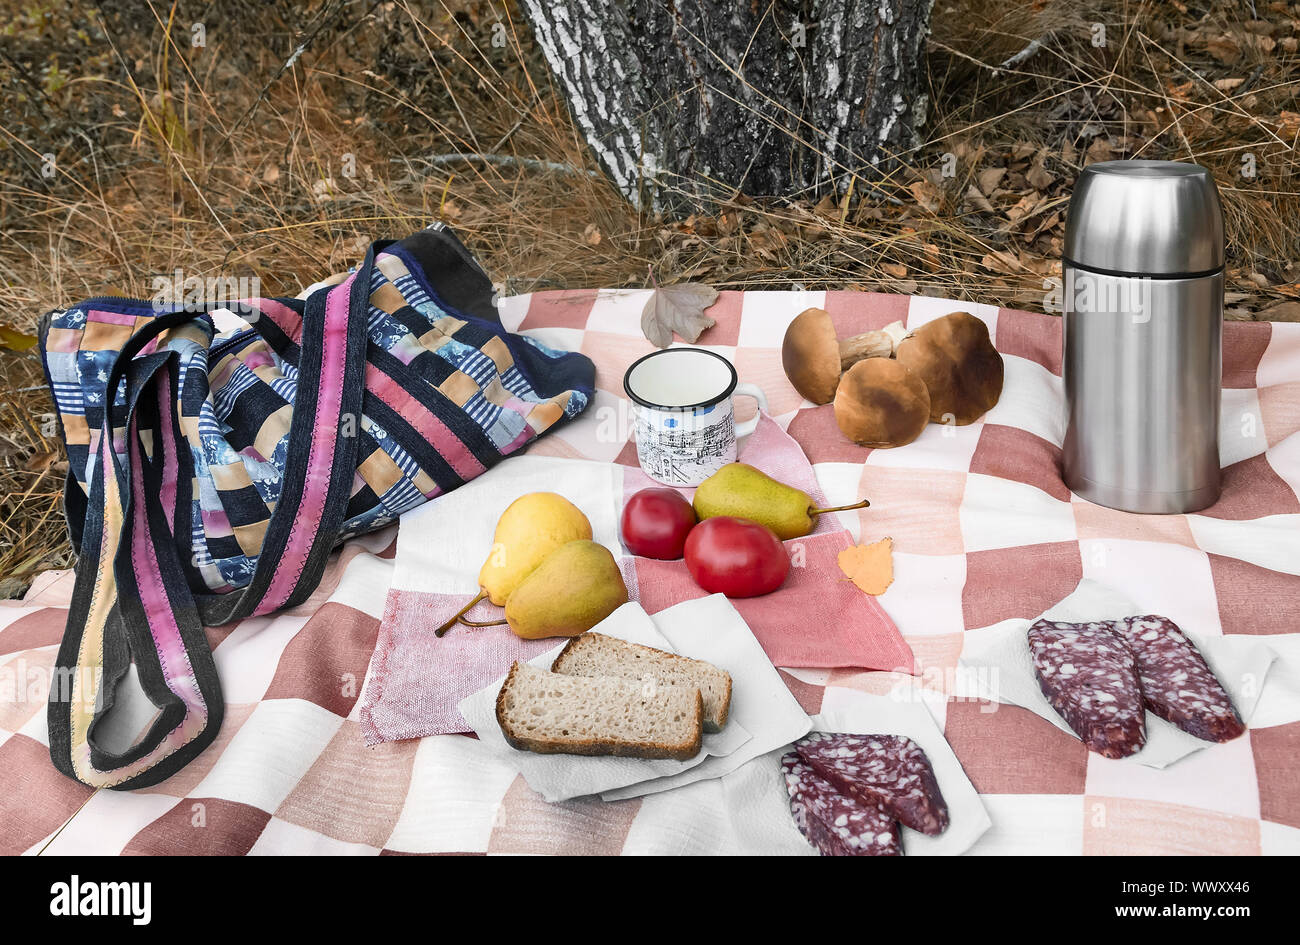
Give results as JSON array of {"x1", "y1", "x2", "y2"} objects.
[{"x1": 520, "y1": 0, "x2": 934, "y2": 214}]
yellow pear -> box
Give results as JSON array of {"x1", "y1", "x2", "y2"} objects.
[
  {"x1": 504, "y1": 540, "x2": 628, "y2": 639},
  {"x1": 435, "y1": 492, "x2": 594, "y2": 637},
  {"x1": 692, "y1": 463, "x2": 870, "y2": 540},
  {"x1": 479, "y1": 492, "x2": 592, "y2": 605}
]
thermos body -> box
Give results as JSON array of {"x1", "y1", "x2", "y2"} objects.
[
  {"x1": 1062, "y1": 266, "x2": 1223, "y2": 513},
  {"x1": 1062, "y1": 160, "x2": 1225, "y2": 514}
]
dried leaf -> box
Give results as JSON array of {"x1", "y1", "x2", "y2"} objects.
[
  {"x1": 837, "y1": 537, "x2": 894, "y2": 596},
  {"x1": 1026, "y1": 159, "x2": 1054, "y2": 191},
  {"x1": 1207, "y1": 34, "x2": 1242, "y2": 64},
  {"x1": 640, "y1": 283, "x2": 718, "y2": 348},
  {"x1": 1260, "y1": 302, "x2": 1300, "y2": 322},
  {"x1": 977, "y1": 167, "x2": 1007, "y2": 195},
  {"x1": 813, "y1": 192, "x2": 839, "y2": 219},
  {"x1": 1085, "y1": 137, "x2": 1115, "y2": 164},
  {"x1": 23, "y1": 450, "x2": 57, "y2": 473},
  {"x1": 0, "y1": 324, "x2": 38, "y2": 351},
  {"x1": 981, "y1": 250, "x2": 1021, "y2": 274},
  {"x1": 1004, "y1": 193, "x2": 1044, "y2": 226},
  {"x1": 964, "y1": 184, "x2": 995, "y2": 214},
  {"x1": 908, "y1": 180, "x2": 942, "y2": 213},
  {"x1": 1028, "y1": 211, "x2": 1061, "y2": 242}
]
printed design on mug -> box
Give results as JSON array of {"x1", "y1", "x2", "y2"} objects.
[{"x1": 635, "y1": 403, "x2": 736, "y2": 485}]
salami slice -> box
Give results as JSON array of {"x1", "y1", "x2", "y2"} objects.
[
  {"x1": 1027, "y1": 618, "x2": 1146, "y2": 758},
  {"x1": 780, "y1": 751, "x2": 902, "y2": 856},
  {"x1": 1115, "y1": 615, "x2": 1245, "y2": 743},
  {"x1": 793, "y1": 732, "x2": 949, "y2": 835}
]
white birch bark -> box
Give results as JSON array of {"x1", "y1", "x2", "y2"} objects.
[{"x1": 521, "y1": 0, "x2": 933, "y2": 212}]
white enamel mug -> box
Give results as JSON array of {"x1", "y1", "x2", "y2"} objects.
[{"x1": 623, "y1": 347, "x2": 768, "y2": 486}]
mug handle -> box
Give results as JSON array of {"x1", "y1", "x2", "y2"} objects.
[{"x1": 734, "y1": 383, "x2": 768, "y2": 438}]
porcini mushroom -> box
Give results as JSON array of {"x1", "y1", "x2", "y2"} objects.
[
  {"x1": 833, "y1": 358, "x2": 931, "y2": 448},
  {"x1": 895, "y1": 311, "x2": 1004, "y2": 425},
  {"x1": 781, "y1": 308, "x2": 908, "y2": 405}
]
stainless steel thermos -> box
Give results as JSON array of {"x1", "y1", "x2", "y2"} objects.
[{"x1": 1062, "y1": 160, "x2": 1225, "y2": 514}]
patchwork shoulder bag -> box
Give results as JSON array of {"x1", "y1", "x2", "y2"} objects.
[{"x1": 38, "y1": 225, "x2": 596, "y2": 789}]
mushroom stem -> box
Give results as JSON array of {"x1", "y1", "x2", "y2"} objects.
[
  {"x1": 433, "y1": 589, "x2": 487, "y2": 637},
  {"x1": 838, "y1": 332, "x2": 894, "y2": 369},
  {"x1": 810, "y1": 498, "x2": 872, "y2": 517},
  {"x1": 836, "y1": 320, "x2": 909, "y2": 371}
]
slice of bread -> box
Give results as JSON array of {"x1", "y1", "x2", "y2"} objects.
[
  {"x1": 551, "y1": 632, "x2": 733, "y2": 732},
  {"x1": 495, "y1": 661, "x2": 703, "y2": 761}
]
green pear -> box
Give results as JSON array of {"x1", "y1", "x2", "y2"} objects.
[
  {"x1": 504, "y1": 540, "x2": 629, "y2": 639},
  {"x1": 692, "y1": 463, "x2": 870, "y2": 540}
]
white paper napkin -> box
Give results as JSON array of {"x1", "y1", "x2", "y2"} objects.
[
  {"x1": 458, "y1": 600, "x2": 755, "y2": 803},
  {"x1": 956, "y1": 578, "x2": 1280, "y2": 768},
  {"x1": 600, "y1": 594, "x2": 813, "y2": 801},
  {"x1": 717, "y1": 684, "x2": 991, "y2": 855}
]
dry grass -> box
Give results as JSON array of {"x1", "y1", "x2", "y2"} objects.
[{"x1": 1, "y1": 0, "x2": 1298, "y2": 590}]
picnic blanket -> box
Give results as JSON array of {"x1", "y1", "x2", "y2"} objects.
[{"x1": 3, "y1": 288, "x2": 1299, "y2": 854}]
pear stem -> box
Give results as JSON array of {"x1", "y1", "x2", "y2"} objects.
[
  {"x1": 457, "y1": 616, "x2": 509, "y2": 627},
  {"x1": 433, "y1": 589, "x2": 487, "y2": 637},
  {"x1": 811, "y1": 498, "x2": 871, "y2": 516}
]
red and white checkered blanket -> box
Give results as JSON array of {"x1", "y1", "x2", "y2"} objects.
[{"x1": 3, "y1": 289, "x2": 1298, "y2": 854}]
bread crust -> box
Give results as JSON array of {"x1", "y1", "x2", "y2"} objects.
[{"x1": 495, "y1": 661, "x2": 704, "y2": 761}]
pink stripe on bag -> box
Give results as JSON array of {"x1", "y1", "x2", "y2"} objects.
[
  {"x1": 130, "y1": 446, "x2": 203, "y2": 713},
  {"x1": 157, "y1": 372, "x2": 179, "y2": 537},
  {"x1": 250, "y1": 298, "x2": 304, "y2": 345},
  {"x1": 100, "y1": 404, "x2": 209, "y2": 783},
  {"x1": 256, "y1": 277, "x2": 353, "y2": 613},
  {"x1": 87, "y1": 308, "x2": 138, "y2": 326},
  {"x1": 363, "y1": 362, "x2": 486, "y2": 480}
]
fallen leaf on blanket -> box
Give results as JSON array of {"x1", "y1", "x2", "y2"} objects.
[
  {"x1": 837, "y1": 537, "x2": 894, "y2": 596},
  {"x1": 641, "y1": 282, "x2": 718, "y2": 348},
  {"x1": 0, "y1": 324, "x2": 37, "y2": 351}
]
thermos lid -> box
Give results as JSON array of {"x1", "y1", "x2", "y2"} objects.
[{"x1": 1063, "y1": 160, "x2": 1225, "y2": 276}]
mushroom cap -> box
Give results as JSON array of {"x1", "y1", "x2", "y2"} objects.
[
  {"x1": 781, "y1": 307, "x2": 841, "y2": 405},
  {"x1": 895, "y1": 311, "x2": 1004, "y2": 425},
  {"x1": 833, "y1": 358, "x2": 931, "y2": 448}
]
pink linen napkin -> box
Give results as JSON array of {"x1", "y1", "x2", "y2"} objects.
[{"x1": 359, "y1": 556, "x2": 639, "y2": 745}]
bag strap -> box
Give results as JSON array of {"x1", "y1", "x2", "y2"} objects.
[{"x1": 48, "y1": 247, "x2": 375, "y2": 790}]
